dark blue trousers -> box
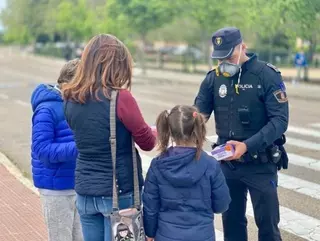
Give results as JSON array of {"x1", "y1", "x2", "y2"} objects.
[{"x1": 221, "y1": 162, "x2": 282, "y2": 241}]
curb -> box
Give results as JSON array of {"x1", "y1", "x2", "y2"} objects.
[{"x1": 0, "y1": 151, "x2": 39, "y2": 196}]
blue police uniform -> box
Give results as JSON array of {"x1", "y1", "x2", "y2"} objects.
[{"x1": 194, "y1": 27, "x2": 289, "y2": 241}]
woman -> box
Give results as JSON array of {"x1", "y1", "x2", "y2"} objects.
[{"x1": 62, "y1": 34, "x2": 156, "y2": 241}]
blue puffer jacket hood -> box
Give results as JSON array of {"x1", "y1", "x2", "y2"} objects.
[{"x1": 31, "y1": 84, "x2": 61, "y2": 111}]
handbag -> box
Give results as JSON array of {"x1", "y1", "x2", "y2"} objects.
[{"x1": 109, "y1": 90, "x2": 146, "y2": 241}]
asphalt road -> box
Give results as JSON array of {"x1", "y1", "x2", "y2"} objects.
[{"x1": 0, "y1": 47, "x2": 320, "y2": 241}]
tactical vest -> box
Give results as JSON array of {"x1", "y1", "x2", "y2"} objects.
[{"x1": 212, "y1": 60, "x2": 268, "y2": 141}]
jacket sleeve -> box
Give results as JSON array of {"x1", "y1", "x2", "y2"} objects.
[
  {"x1": 244, "y1": 66, "x2": 289, "y2": 153},
  {"x1": 142, "y1": 160, "x2": 160, "y2": 238},
  {"x1": 210, "y1": 162, "x2": 231, "y2": 213},
  {"x1": 31, "y1": 108, "x2": 78, "y2": 165},
  {"x1": 117, "y1": 90, "x2": 156, "y2": 151},
  {"x1": 194, "y1": 71, "x2": 215, "y2": 120}
]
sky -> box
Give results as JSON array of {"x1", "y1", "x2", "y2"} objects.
[{"x1": 0, "y1": 0, "x2": 6, "y2": 31}]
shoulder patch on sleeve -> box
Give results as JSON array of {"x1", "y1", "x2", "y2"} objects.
[
  {"x1": 279, "y1": 81, "x2": 286, "y2": 92},
  {"x1": 266, "y1": 63, "x2": 280, "y2": 73},
  {"x1": 273, "y1": 89, "x2": 288, "y2": 103}
]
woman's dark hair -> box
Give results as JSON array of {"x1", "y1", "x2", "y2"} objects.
[
  {"x1": 62, "y1": 34, "x2": 133, "y2": 103},
  {"x1": 156, "y1": 105, "x2": 207, "y2": 160}
]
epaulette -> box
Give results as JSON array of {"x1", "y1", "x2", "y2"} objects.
[
  {"x1": 266, "y1": 63, "x2": 281, "y2": 73},
  {"x1": 207, "y1": 69, "x2": 214, "y2": 75},
  {"x1": 207, "y1": 66, "x2": 219, "y2": 76}
]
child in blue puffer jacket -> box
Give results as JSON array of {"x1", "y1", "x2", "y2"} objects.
[
  {"x1": 143, "y1": 105, "x2": 231, "y2": 241},
  {"x1": 31, "y1": 59, "x2": 83, "y2": 241}
]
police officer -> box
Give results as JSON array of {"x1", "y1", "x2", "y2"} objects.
[{"x1": 194, "y1": 27, "x2": 289, "y2": 241}]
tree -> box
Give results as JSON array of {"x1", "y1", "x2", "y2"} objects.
[
  {"x1": 94, "y1": 0, "x2": 132, "y2": 41},
  {"x1": 280, "y1": 0, "x2": 320, "y2": 80},
  {"x1": 108, "y1": 0, "x2": 180, "y2": 73},
  {"x1": 183, "y1": 0, "x2": 248, "y2": 68},
  {"x1": 0, "y1": 0, "x2": 48, "y2": 43},
  {"x1": 283, "y1": 0, "x2": 320, "y2": 58},
  {"x1": 51, "y1": 0, "x2": 94, "y2": 42}
]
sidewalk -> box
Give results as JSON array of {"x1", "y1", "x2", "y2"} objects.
[
  {"x1": 134, "y1": 68, "x2": 320, "y2": 101},
  {"x1": 0, "y1": 153, "x2": 47, "y2": 241}
]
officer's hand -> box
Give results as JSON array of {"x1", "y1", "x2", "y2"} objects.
[
  {"x1": 225, "y1": 140, "x2": 247, "y2": 161},
  {"x1": 146, "y1": 237, "x2": 154, "y2": 241}
]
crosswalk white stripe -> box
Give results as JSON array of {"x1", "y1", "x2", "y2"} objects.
[
  {"x1": 139, "y1": 153, "x2": 320, "y2": 240},
  {"x1": 288, "y1": 153, "x2": 320, "y2": 171},
  {"x1": 287, "y1": 126, "x2": 320, "y2": 138},
  {"x1": 203, "y1": 151, "x2": 320, "y2": 200},
  {"x1": 207, "y1": 136, "x2": 320, "y2": 171},
  {"x1": 206, "y1": 150, "x2": 320, "y2": 172},
  {"x1": 205, "y1": 138, "x2": 320, "y2": 197},
  {"x1": 286, "y1": 137, "x2": 320, "y2": 151},
  {"x1": 309, "y1": 123, "x2": 320, "y2": 129},
  {"x1": 247, "y1": 196, "x2": 320, "y2": 240},
  {"x1": 14, "y1": 99, "x2": 29, "y2": 107},
  {"x1": 207, "y1": 135, "x2": 320, "y2": 151},
  {"x1": 278, "y1": 173, "x2": 320, "y2": 200},
  {"x1": 0, "y1": 93, "x2": 9, "y2": 99},
  {"x1": 206, "y1": 135, "x2": 218, "y2": 143}
]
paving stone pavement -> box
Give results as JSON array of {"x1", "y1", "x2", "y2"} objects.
[{"x1": 0, "y1": 163, "x2": 47, "y2": 241}]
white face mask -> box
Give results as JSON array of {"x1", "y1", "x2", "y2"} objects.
[{"x1": 218, "y1": 46, "x2": 242, "y2": 78}]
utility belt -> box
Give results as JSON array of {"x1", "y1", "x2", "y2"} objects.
[{"x1": 214, "y1": 134, "x2": 288, "y2": 170}]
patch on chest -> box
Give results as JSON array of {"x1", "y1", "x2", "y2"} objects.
[
  {"x1": 238, "y1": 84, "x2": 253, "y2": 90},
  {"x1": 218, "y1": 84, "x2": 227, "y2": 98}
]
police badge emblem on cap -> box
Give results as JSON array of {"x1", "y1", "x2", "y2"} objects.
[{"x1": 215, "y1": 37, "x2": 222, "y2": 46}]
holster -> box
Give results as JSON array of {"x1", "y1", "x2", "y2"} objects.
[
  {"x1": 277, "y1": 145, "x2": 289, "y2": 170},
  {"x1": 274, "y1": 134, "x2": 288, "y2": 170}
]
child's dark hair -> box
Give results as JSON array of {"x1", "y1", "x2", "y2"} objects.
[
  {"x1": 57, "y1": 58, "x2": 80, "y2": 85},
  {"x1": 156, "y1": 105, "x2": 206, "y2": 160}
]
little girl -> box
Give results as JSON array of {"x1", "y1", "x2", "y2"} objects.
[{"x1": 143, "y1": 105, "x2": 231, "y2": 241}]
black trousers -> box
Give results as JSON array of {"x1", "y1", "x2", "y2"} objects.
[{"x1": 221, "y1": 162, "x2": 282, "y2": 241}]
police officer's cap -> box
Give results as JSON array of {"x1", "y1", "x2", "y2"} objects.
[{"x1": 211, "y1": 27, "x2": 242, "y2": 60}]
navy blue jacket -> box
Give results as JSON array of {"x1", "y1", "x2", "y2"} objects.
[
  {"x1": 194, "y1": 54, "x2": 289, "y2": 153},
  {"x1": 143, "y1": 147, "x2": 231, "y2": 241},
  {"x1": 31, "y1": 84, "x2": 77, "y2": 190}
]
